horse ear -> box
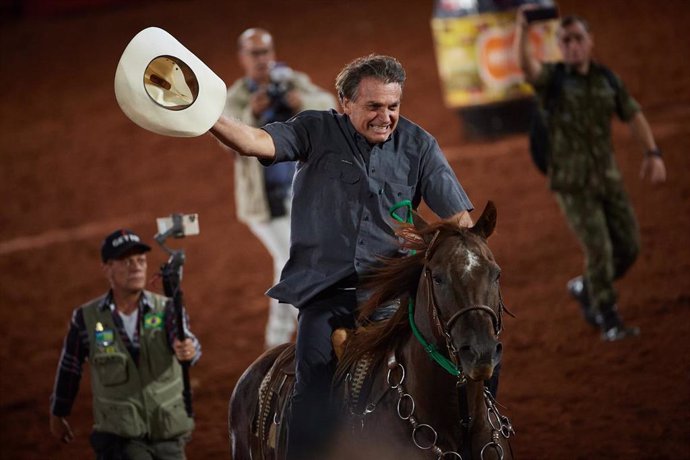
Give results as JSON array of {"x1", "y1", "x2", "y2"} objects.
[
  {"x1": 412, "y1": 211, "x2": 429, "y2": 231},
  {"x1": 411, "y1": 211, "x2": 438, "y2": 245},
  {"x1": 470, "y1": 201, "x2": 497, "y2": 239}
]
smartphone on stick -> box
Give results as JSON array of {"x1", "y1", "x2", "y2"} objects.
[
  {"x1": 524, "y1": 6, "x2": 559, "y2": 23},
  {"x1": 156, "y1": 213, "x2": 200, "y2": 238}
]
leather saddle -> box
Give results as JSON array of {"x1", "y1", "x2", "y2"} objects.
[
  {"x1": 254, "y1": 344, "x2": 295, "y2": 460},
  {"x1": 251, "y1": 302, "x2": 399, "y2": 458}
]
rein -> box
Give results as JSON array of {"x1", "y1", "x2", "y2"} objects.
[
  {"x1": 390, "y1": 201, "x2": 465, "y2": 377},
  {"x1": 408, "y1": 297, "x2": 463, "y2": 378}
]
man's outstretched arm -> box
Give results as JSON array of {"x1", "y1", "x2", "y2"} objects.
[{"x1": 210, "y1": 115, "x2": 276, "y2": 161}]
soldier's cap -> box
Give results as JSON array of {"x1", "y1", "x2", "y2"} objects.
[{"x1": 101, "y1": 229, "x2": 151, "y2": 262}]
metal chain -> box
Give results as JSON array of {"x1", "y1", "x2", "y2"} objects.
[
  {"x1": 386, "y1": 362, "x2": 514, "y2": 460},
  {"x1": 346, "y1": 352, "x2": 514, "y2": 459},
  {"x1": 387, "y1": 361, "x2": 463, "y2": 459},
  {"x1": 479, "y1": 388, "x2": 515, "y2": 460}
]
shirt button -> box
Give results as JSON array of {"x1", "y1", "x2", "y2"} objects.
[
  {"x1": 364, "y1": 216, "x2": 369, "y2": 221},
  {"x1": 359, "y1": 240, "x2": 364, "y2": 245}
]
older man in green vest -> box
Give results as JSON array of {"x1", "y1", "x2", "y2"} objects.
[{"x1": 49, "y1": 229, "x2": 200, "y2": 459}]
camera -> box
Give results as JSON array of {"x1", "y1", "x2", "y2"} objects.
[
  {"x1": 260, "y1": 63, "x2": 297, "y2": 124},
  {"x1": 266, "y1": 63, "x2": 294, "y2": 99}
]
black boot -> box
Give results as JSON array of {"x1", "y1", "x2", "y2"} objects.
[
  {"x1": 567, "y1": 276, "x2": 601, "y2": 327},
  {"x1": 598, "y1": 304, "x2": 640, "y2": 342}
]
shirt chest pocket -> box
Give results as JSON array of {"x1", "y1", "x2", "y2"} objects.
[
  {"x1": 93, "y1": 352, "x2": 129, "y2": 387},
  {"x1": 324, "y1": 157, "x2": 361, "y2": 184},
  {"x1": 381, "y1": 182, "x2": 415, "y2": 217}
]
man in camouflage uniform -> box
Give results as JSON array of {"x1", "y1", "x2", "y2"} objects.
[{"x1": 515, "y1": 11, "x2": 667, "y2": 341}]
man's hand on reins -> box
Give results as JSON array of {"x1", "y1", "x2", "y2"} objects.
[{"x1": 451, "y1": 210, "x2": 473, "y2": 228}]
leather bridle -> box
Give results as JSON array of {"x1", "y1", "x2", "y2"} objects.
[{"x1": 419, "y1": 230, "x2": 505, "y2": 371}]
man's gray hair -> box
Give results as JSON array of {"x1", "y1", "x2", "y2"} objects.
[{"x1": 335, "y1": 54, "x2": 406, "y2": 102}]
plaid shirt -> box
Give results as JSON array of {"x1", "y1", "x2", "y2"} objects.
[{"x1": 50, "y1": 290, "x2": 200, "y2": 417}]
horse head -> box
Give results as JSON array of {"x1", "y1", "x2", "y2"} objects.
[{"x1": 412, "y1": 201, "x2": 504, "y2": 382}]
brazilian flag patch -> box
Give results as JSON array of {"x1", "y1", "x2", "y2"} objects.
[
  {"x1": 144, "y1": 312, "x2": 164, "y2": 330},
  {"x1": 95, "y1": 328, "x2": 115, "y2": 348}
]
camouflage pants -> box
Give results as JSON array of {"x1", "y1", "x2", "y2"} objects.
[{"x1": 554, "y1": 183, "x2": 640, "y2": 311}]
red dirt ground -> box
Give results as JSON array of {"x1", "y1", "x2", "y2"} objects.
[{"x1": 1, "y1": 1, "x2": 689, "y2": 459}]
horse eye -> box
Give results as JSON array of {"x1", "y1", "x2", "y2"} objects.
[
  {"x1": 494, "y1": 269, "x2": 501, "y2": 282},
  {"x1": 432, "y1": 274, "x2": 444, "y2": 285}
]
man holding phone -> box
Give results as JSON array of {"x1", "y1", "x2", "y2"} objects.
[
  {"x1": 515, "y1": 7, "x2": 666, "y2": 341},
  {"x1": 49, "y1": 229, "x2": 201, "y2": 459}
]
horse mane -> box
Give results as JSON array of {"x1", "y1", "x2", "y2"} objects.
[{"x1": 335, "y1": 218, "x2": 467, "y2": 382}]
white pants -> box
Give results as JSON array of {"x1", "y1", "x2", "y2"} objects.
[{"x1": 248, "y1": 213, "x2": 298, "y2": 348}]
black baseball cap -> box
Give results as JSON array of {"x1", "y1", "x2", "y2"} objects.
[{"x1": 101, "y1": 229, "x2": 151, "y2": 262}]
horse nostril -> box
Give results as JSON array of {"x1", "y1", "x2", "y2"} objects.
[{"x1": 495, "y1": 342, "x2": 503, "y2": 357}]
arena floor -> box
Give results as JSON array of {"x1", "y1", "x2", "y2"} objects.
[{"x1": 1, "y1": 0, "x2": 689, "y2": 458}]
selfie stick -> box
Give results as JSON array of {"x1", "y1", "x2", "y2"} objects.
[{"x1": 154, "y1": 213, "x2": 195, "y2": 417}]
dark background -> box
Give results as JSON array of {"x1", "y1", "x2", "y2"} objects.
[{"x1": 1, "y1": 1, "x2": 689, "y2": 458}]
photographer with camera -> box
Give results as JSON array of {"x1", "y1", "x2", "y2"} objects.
[
  {"x1": 223, "y1": 28, "x2": 337, "y2": 349},
  {"x1": 49, "y1": 229, "x2": 200, "y2": 459}
]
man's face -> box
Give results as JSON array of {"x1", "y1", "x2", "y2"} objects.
[
  {"x1": 557, "y1": 21, "x2": 593, "y2": 68},
  {"x1": 342, "y1": 77, "x2": 402, "y2": 144},
  {"x1": 103, "y1": 252, "x2": 148, "y2": 295},
  {"x1": 238, "y1": 32, "x2": 275, "y2": 82}
]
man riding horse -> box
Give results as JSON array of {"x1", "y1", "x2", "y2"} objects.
[{"x1": 211, "y1": 54, "x2": 475, "y2": 459}]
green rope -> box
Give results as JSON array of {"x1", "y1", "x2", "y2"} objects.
[
  {"x1": 390, "y1": 201, "x2": 459, "y2": 375},
  {"x1": 389, "y1": 200, "x2": 416, "y2": 256},
  {"x1": 389, "y1": 199, "x2": 414, "y2": 224},
  {"x1": 408, "y1": 298, "x2": 461, "y2": 377}
]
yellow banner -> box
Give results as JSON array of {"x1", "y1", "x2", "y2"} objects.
[{"x1": 431, "y1": 11, "x2": 560, "y2": 108}]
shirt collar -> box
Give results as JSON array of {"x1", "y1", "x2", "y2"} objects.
[{"x1": 99, "y1": 290, "x2": 152, "y2": 314}]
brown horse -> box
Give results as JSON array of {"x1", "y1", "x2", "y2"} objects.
[{"x1": 229, "y1": 202, "x2": 514, "y2": 459}]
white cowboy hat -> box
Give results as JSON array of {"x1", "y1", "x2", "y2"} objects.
[{"x1": 114, "y1": 27, "x2": 226, "y2": 137}]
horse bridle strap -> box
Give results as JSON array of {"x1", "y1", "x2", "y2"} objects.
[
  {"x1": 424, "y1": 268, "x2": 501, "y2": 338},
  {"x1": 445, "y1": 305, "x2": 500, "y2": 335},
  {"x1": 408, "y1": 297, "x2": 463, "y2": 378},
  {"x1": 408, "y1": 260, "x2": 503, "y2": 378}
]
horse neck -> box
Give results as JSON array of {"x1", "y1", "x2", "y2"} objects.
[{"x1": 398, "y1": 336, "x2": 467, "y2": 439}]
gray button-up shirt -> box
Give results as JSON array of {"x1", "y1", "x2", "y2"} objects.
[{"x1": 262, "y1": 109, "x2": 472, "y2": 308}]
